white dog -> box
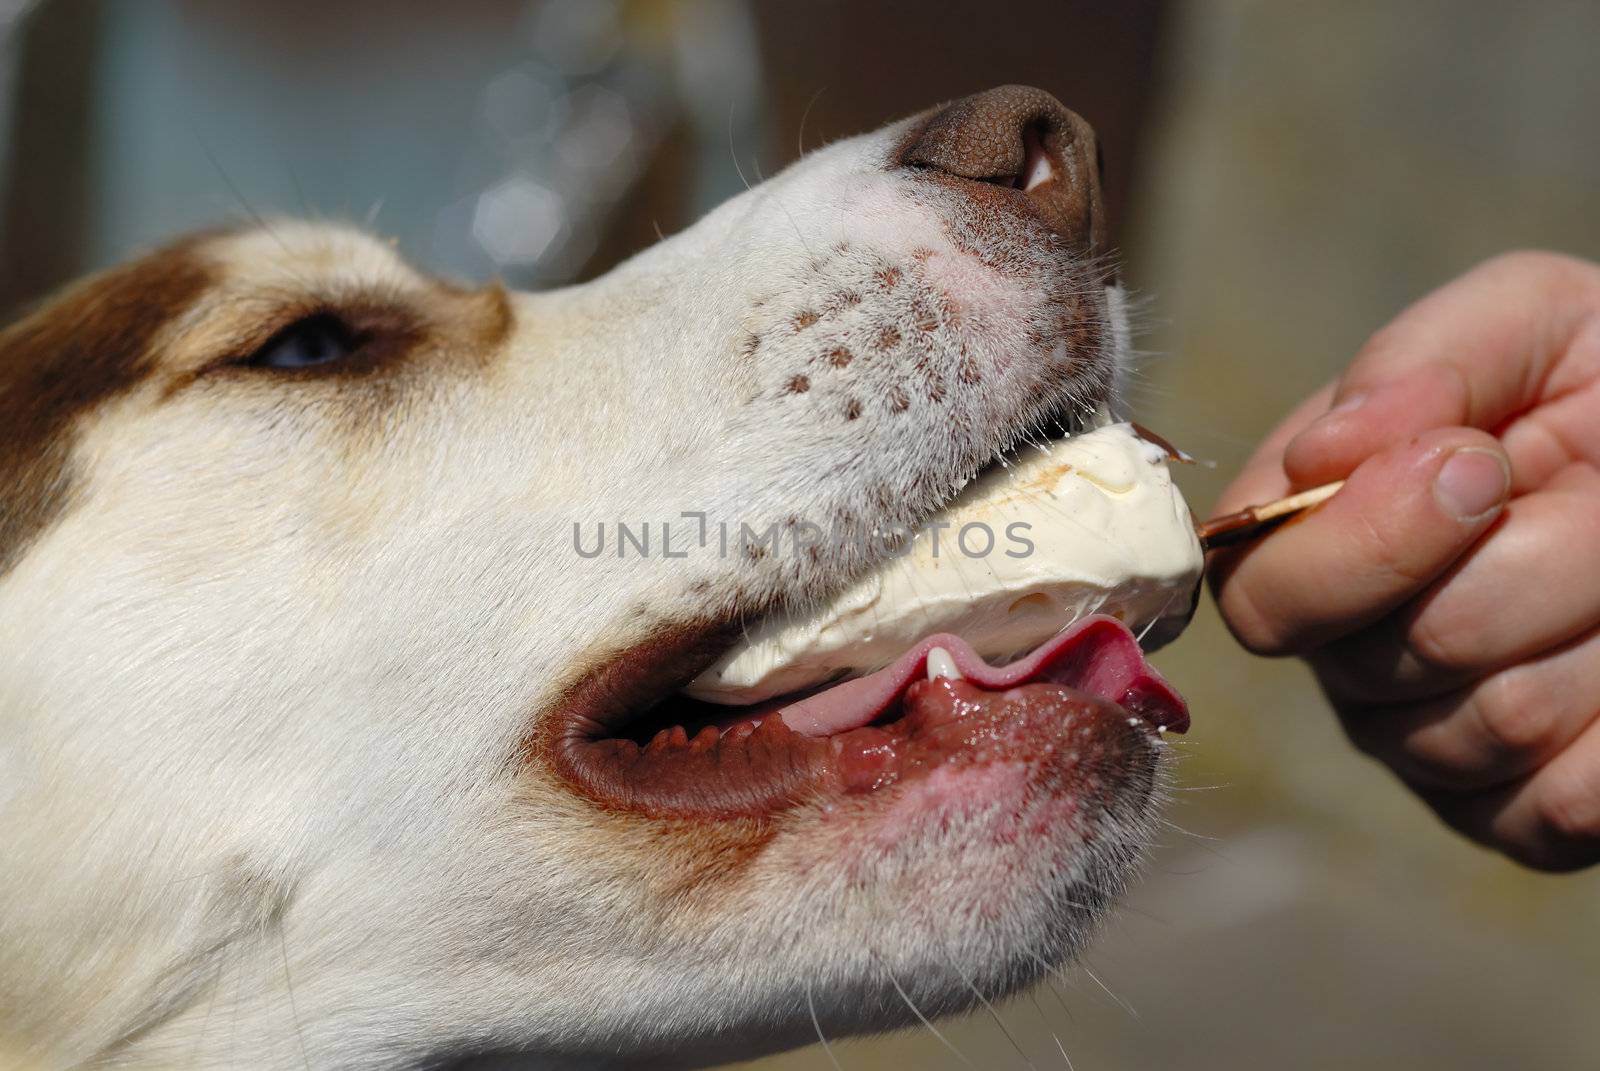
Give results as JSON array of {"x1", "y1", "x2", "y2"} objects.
[{"x1": 0, "y1": 86, "x2": 1186, "y2": 1068}]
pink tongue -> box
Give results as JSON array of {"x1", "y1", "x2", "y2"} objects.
[{"x1": 777, "y1": 614, "x2": 1188, "y2": 737}]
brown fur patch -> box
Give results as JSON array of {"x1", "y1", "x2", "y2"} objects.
[
  {"x1": 465, "y1": 282, "x2": 514, "y2": 357},
  {"x1": 0, "y1": 241, "x2": 212, "y2": 576}
]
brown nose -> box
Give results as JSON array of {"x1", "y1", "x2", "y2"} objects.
[{"x1": 900, "y1": 85, "x2": 1108, "y2": 264}]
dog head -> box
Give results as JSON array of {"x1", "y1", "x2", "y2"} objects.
[{"x1": 0, "y1": 86, "x2": 1172, "y2": 1067}]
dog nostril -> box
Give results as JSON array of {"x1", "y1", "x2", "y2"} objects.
[
  {"x1": 1018, "y1": 125, "x2": 1053, "y2": 191},
  {"x1": 900, "y1": 84, "x2": 1108, "y2": 266}
]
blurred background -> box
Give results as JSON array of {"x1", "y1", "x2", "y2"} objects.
[{"x1": 4, "y1": 1, "x2": 1598, "y2": 1068}]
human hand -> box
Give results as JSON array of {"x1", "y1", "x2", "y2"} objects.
[{"x1": 1210, "y1": 252, "x2": 1600, "y2": 871}]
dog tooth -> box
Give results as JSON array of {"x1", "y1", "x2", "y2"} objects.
[{"x1": 925, "y1": 646, "x2": 962, "y2": 681}]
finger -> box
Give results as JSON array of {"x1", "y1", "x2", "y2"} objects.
[
  {"x1": 1211, "y1": 428, "x2": 1509, "y2": 657},
  {"x1": 1424, "y1": 713, "x2": 1600, "y2": 872},
  {"x1": 1209, "y1": 381, "x2": 1336, "y2": 517},
  {"x1": 1282, "y1": 252, "x2": 1600, "y2": 488},
  {"x1": 1283, "y1": 364, "x2": 1468, "y2": 486},
  {"x1": 1499, "y1": 371, "x2": 1600, "y2": 494},
  {"x1": 1310, "y1": 462, "x2": 1600, "y2": 703},
  {"x1": 1337, "y1": 624, "x2": 1600, "y2": 793}
]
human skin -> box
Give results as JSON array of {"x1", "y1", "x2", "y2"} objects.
[{"x1": 1210, "y1": 251, "x2": 1600, "y2": 872}]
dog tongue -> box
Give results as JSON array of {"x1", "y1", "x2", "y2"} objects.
[{"x1": 777, "y1": 614, "x2": 1187, "y2": 736}]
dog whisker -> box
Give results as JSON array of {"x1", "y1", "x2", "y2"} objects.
[
  {"x1": 875, "y1": 952, "x2": 976, "y2": 1069},
  {"x1": 197, "y1": 140, "x2": 316, "y2": 293},
  {"x1": 940, "y1": 943, "x2": 1037, "y2": 1070},
  {"x1": 1022, "y1": 987, "x2": 1077, "y2": 1070},
  {"x1": 806, "y1": 980, "x2": 844, "y2": 1071},
  {"x1": 727, "y1": 101, "x2": 752, "y2": 193},
  {"x1": 797, "y1": 86, "x2": 828, "y2": 159},
  {"x1": 1077, "y1": 961, "x2": 1136, "y2": 1019},
  {"x1": 277, "y1": 926, "x2": 312, "y2": 1071}
]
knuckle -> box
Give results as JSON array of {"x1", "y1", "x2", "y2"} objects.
[
  {"x1": 1470, "y1": 669, "x2": 1559, "y2": 758},
  {"x1": 1533, "y1": 774, "x2": 1600, "y2": 846},
  {"x1": 1405, "y1": 613, "x2": 1478, "y2": 676}
]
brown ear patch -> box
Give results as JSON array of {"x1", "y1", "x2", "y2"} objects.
[{"x1": 0, "y1": 241, "x2": 212, "y2": 577}]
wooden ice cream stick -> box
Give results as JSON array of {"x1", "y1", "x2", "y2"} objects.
[{"x1": 1197, "y1": 480, "x2": 1345, "y2": 551}]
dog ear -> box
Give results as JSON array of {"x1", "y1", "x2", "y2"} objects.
[{"x1": 0, "y1": 243, "x2": 212, "y2": 576}]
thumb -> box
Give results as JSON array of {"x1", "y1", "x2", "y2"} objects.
[{"x1": 1211, "y1": 427, "x2": 1511, "y2": 657}]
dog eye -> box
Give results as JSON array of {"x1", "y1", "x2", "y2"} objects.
[{"x1": 243, "y1": 314, "x2": 357, "y2": 370}]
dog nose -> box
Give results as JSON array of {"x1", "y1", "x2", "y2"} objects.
[{"x1": 901, "y1": 85, "x2": 1108, "y2": 265}]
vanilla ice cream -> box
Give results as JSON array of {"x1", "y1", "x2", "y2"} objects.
[{"x1": 685, "y1": 421, "x2": 1203, "y2": 705}]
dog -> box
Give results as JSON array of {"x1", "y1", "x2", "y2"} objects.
[{"x1": 0, "y1": 85, "x2": 1180, "y2": 1068}]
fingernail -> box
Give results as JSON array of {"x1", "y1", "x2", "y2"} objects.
[{"x1": 1434, "y1": 448, "x2": 1510, "y2": 521}]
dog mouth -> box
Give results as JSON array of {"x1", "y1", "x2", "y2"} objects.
[
  {"x1": 544, "y1": 614, "x2": 1186, "y2": 820},
  {"x1": 541, "y1": 418, "x2": 1198, "y2": 821}
]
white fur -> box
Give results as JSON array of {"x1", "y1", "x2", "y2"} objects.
[{"x1": 0, "y1": 110, "x2": 1161, "y2": 1068}]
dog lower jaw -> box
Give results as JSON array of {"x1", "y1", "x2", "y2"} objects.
[{"x1": 540, "y1": 614, "x2": 1183, "y2": 821}]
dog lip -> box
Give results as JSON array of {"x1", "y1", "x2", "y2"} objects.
[
  {"x1": 532, "y1": 616, "x2": 829, "y2": 818},
  {"x1": 533, "y1": 614, "x2": 1186, "y2": 820},
  {"x1": 537, "y1": 618, "x2": 744, "y2": 742}
]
